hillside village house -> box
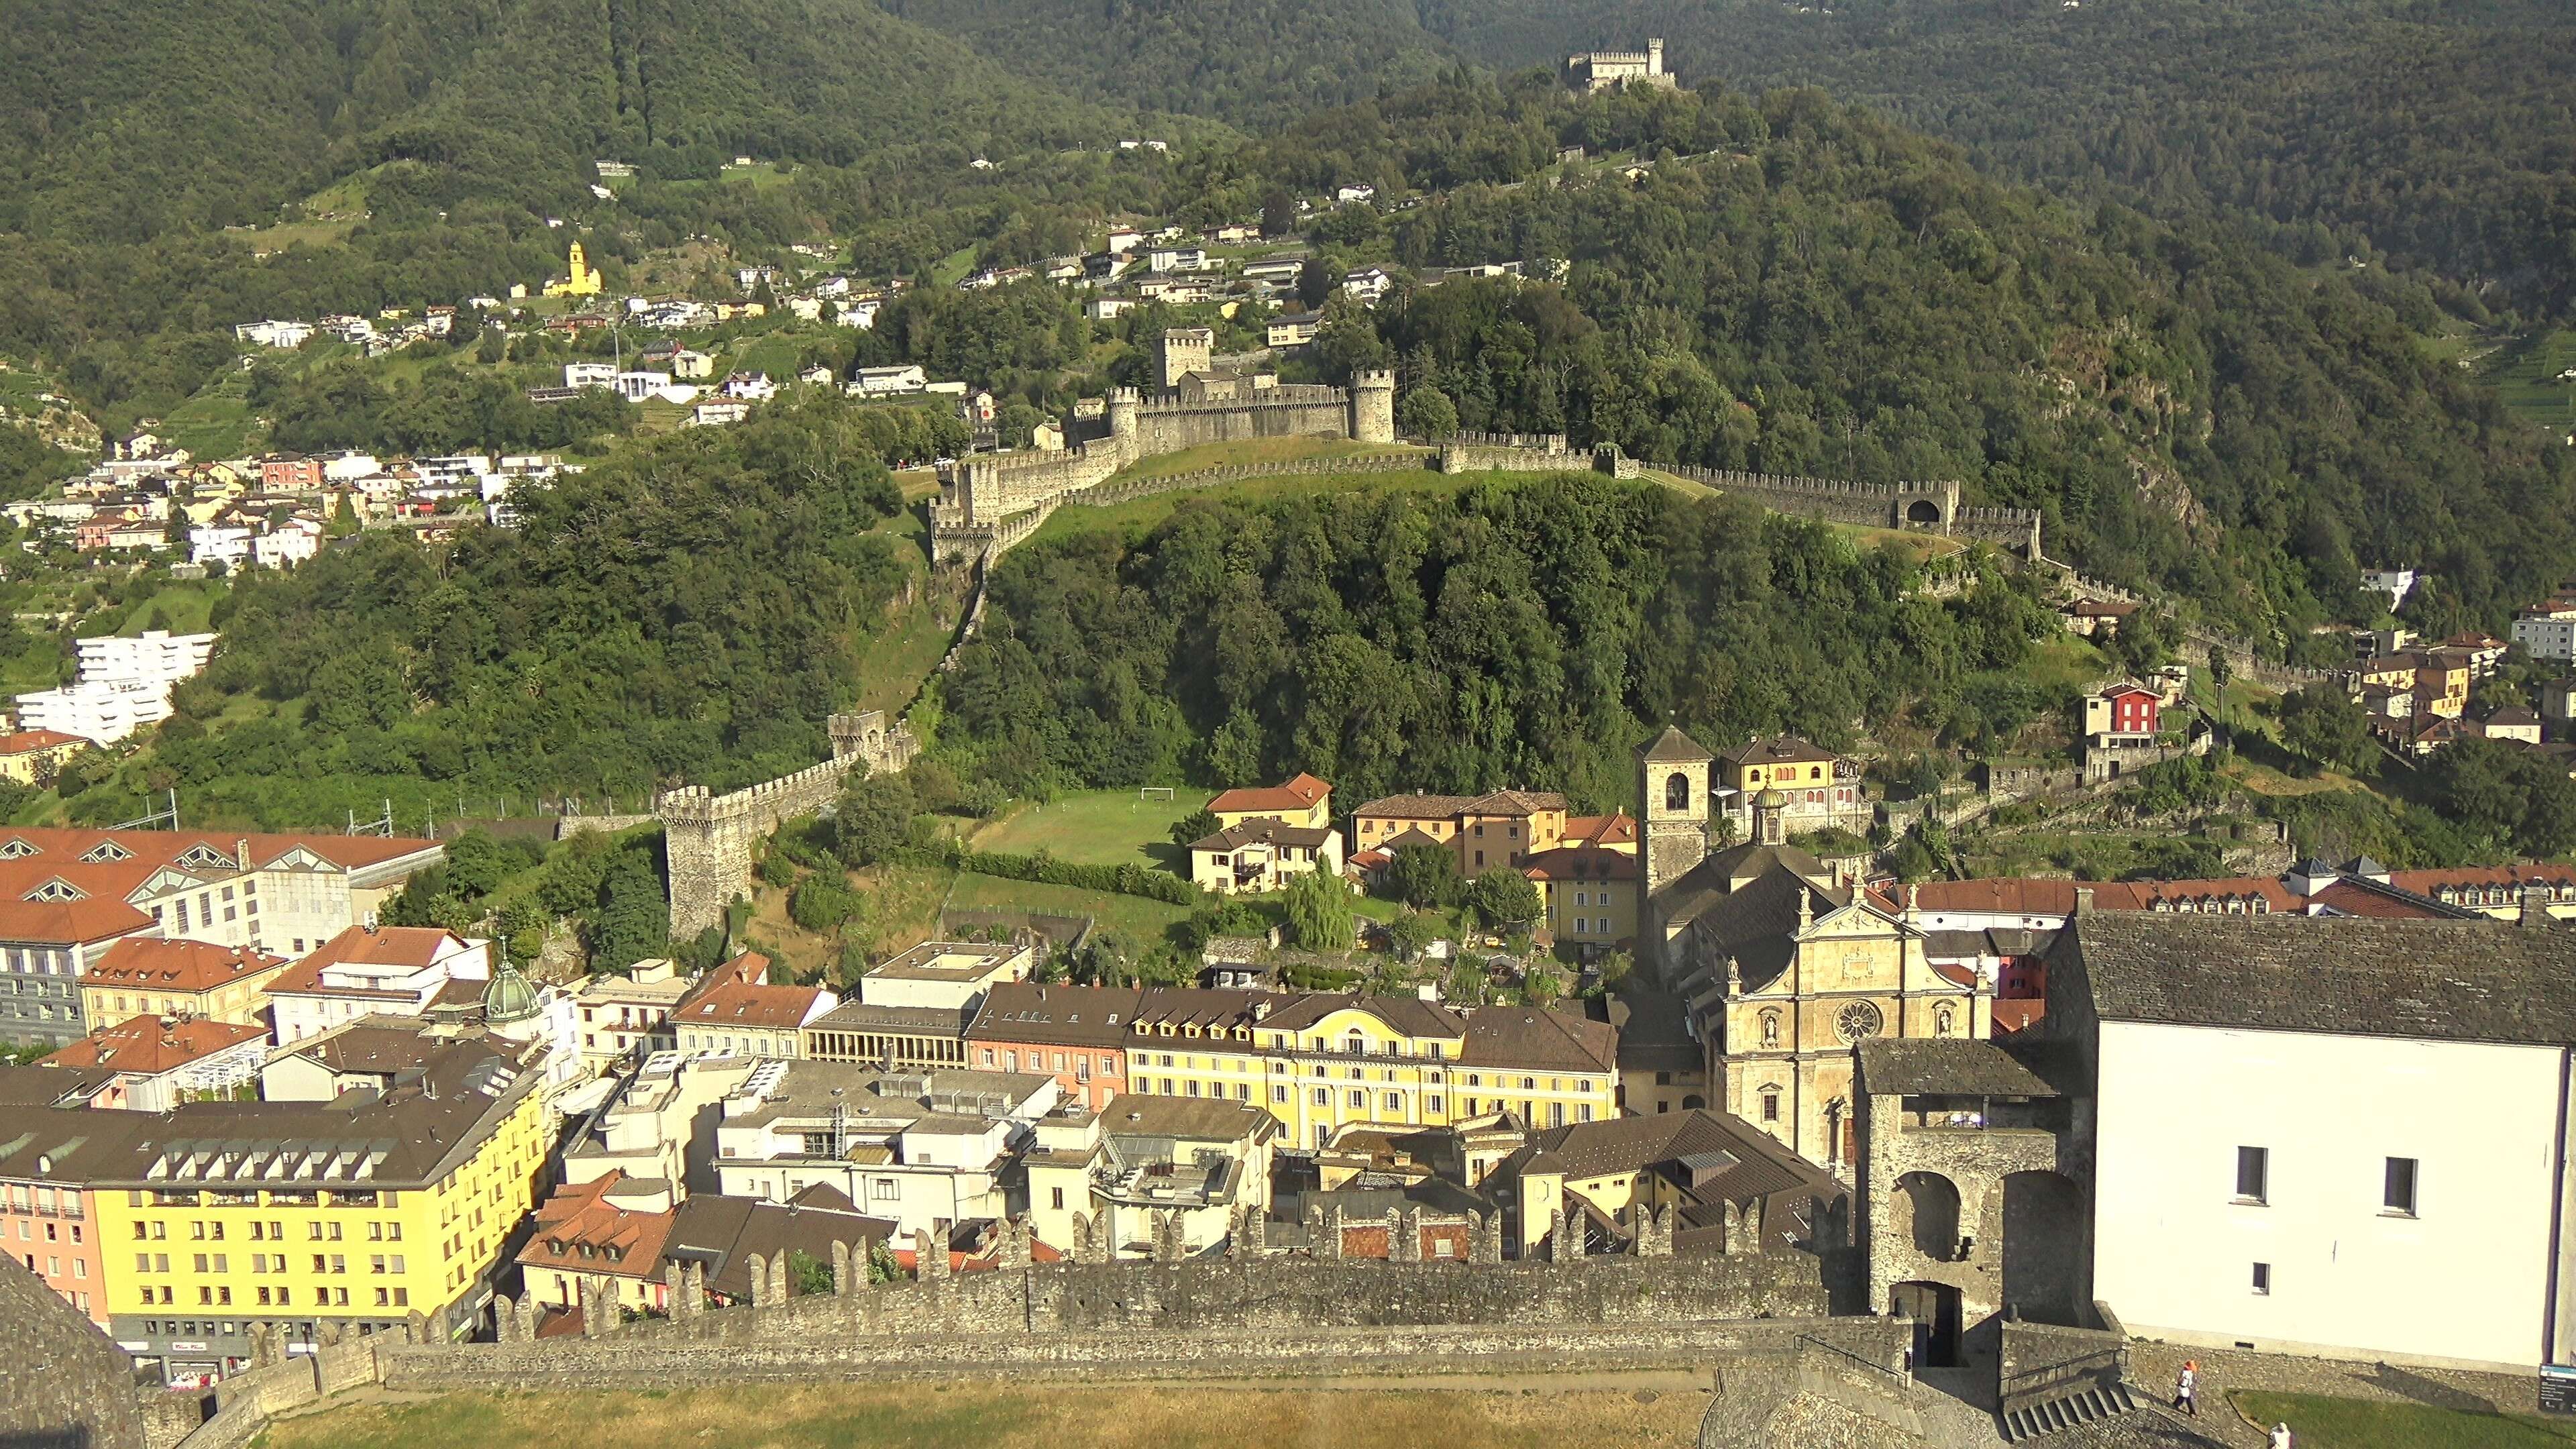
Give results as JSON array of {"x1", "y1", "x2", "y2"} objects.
[
  {"x1": 2083, "y1": 682, "x2": 2164, "y2": 747},
  {"x1": 0, "y1": 729, "x2": 89, "y2": 784},
  {"x1": 1714, "y1": 735, "x2": 1867, "y2": 838},
  {"x1": 1349, "y1": 789, "x2": 1576, "y2": 875},
  {"x1": 0, "y1": 826, "x2": 443, "y2": 1051},
  {"x1": 38, "y1": 1014, "x2": 268, "y2": 1111},
  {"x1": 1208, "y1": 773, "x2": 1332, "y2": 830},
  {"x1": 710, "y1": 1060, "x2": 1061, "y2": 1237},
  {"x1": 76, "y1": 938, "x2": 286, "y2": 1030},
  {"x1": 264, "y1": 924, "x2": 492, "y2": 1045},
  {"x1": 1187, "y1": 818, "x2": 1343, "y2": 894},
  {"x1": 515, "y1": 1172, "x2": 892, "y2": 1319},
  {"x1": 1523, "y1": 842, "x2": 1638, "y2": 952}
]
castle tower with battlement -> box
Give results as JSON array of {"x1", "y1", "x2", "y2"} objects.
[
  {"x1": 657, "y1": 711, "x2": 918, "y2": 939},
  {"x1": 1157, "y1": 328, "x2": 1214, "y2": 394},
  {"x1": 1351, "y1": 370, "x2": 1396, "y2": 444}
]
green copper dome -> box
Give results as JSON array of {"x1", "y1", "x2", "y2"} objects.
[{"x1": 482, "y1": 961, "x2": 541, "y2": 1026}]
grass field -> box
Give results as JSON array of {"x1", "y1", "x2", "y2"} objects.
[
  {"x1": 966, "y1": 787, "x2": 1214, "y2": 869},
  {"x1": 1110, "y1": 437, "x2": 1423, "y2": 482},
  {"x1": 852, "y1": 593, "x2": 954, "y2": 718},
  {"x1": 944, "y1": 870, "x2": 1192, "y2": 942},
  {"x1": 112, "y1": 581, "x2": 224, "y2": 635},
  {"x1": 158, "y1": 374, "x2": 262, "y2": 459},
  {"x1": 256, "y1": 1382, "x2": 1709, "y2": 1449},
  {"x1": 930, "y1": 247, "x2": 979, "y2": 290},
  {"x1": 2233, "y1": 1392, "x2": 2576, "y2": 1448},
  {"x1": 2476, "y1": 327, "x2": 2576, "y2": 436}
]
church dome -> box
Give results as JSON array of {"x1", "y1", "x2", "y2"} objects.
[
  {"x1": 482, "y1": 961, "x2": 541, "y2": 1026},
  {"x1": 1752, "y1": 786, "x2": 1790, "y2": 810}
]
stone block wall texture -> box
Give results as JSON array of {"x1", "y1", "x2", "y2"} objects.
[{"x1": 0, "y1": 1253, "x2": 146, "y2": 1449}]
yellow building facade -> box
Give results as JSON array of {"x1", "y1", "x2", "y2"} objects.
[
  {"x1": 543, "y1": 241, "x2": 602, "y2": 298},
  {"x1": 91, "y1": 1046, "x2": 549, "y2": 1378},
  {"x1": 1120, "y1": 991, "x2": 1615, "y2": 1152}
]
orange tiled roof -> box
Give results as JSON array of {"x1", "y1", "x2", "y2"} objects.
[
  {"x1": 85, "y1": 937, "x2": 286, "y2": 994},
  {"x1": 0, "y1": 729, "x2": 91, "y2": 754},
  {"x1": 1208, "y1": 772, "x2": 1333, "y2": 816},
  {"x1": 682, "y1": 980, "x2": 826, "y2": 1030},
  {"x1": 41, "y1": 1014, "x2": 267, "y2": 1074},
  {"x1": 1563, "y1": 813, "x2": 1636, "y2": 847}
]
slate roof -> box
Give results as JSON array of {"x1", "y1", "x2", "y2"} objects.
[
  {"x1": 1599, "y1": 989, "x2": 1699, "y2": 1073},
  {"x1": 1458, "y1": 1005, "x2": 1617, "y2": 1073},
  {"x1": 1716, "y1": 735, "x2": 1842, "y2": 769},
  {"x1": 1855, "y1": 1038, "x2": 2062, "y2": 1097},
  {"x1": 1189, "y1": 819, "x2": 1336, "y2": 851},
  {"x1": 965, "y1": 982, "x2": 1145, "y2": 1047},
  {"x1": 1639, "y1": 726, "x2": 1714, "y2": 764},
  {"x1": 2056, "y1": 913, "x2": 2576, "y2": 1045}
]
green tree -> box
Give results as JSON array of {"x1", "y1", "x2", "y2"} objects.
[
  {"x1": 1260, "y1": 189, "x2": 1297, "y2": 239},
  {"x1": 588, "y1": 845, "x2": 668, "y2": 971},
  {"x1": 785, "y1": 1248, "x2": 833, "y2": 1297},
  {"x1": 1442, "y1": 955, "x2": 1491, "y2": 1006},
  {"x1": 1168, "y1": 806, "x2": 1220, "y2": 847},
  {"x1": 1385, "y1": 910, "x2": 1436, "y2": 963},
  {"x1": 476, "y1": 328, "x2": 506, "y2": 365},
  {"x1": 1295, "y1": 257, "x2": 1335, "y2": 311},
  {"x1": 1395, "y1": 384, "x2": 1458, "y2": 441},
  {"x1": 327, "y1": 492, "x2": 359, "y2": 538},
  {"x1": 835, "y1": 771, "x2": 917, "y2": 867},
  {"x1": 1382, "y1": 841, "x2": 1460, "y2": 908},
  {"x1": 1466, "y1": 866, "x2": 1540, "y2": 932},
  {"x1": 2277, "y1": 684, "x2": 2377, "y2": 777},
  {"x1": 1282, "y1": 867, "x2": 1358, "y2": 950}
]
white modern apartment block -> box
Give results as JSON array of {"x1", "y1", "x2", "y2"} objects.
[
  {"x1": 2062, "y1": 912, "x2": 2576, "y2": 1371},
  {"x1": 13, "y1": 629, "x2": 217, "y2": 744},
  {"x1": 712, "y1": 1060, "x2": 1059, "y2": 1237},
  {"x1": 2513, "y1": 605, "x2": 2576, "y2": 663}
]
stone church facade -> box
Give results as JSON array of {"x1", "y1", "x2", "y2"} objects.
[{"x1": 1634, "y1": 727, "x2": 1990, "y2": 1173}]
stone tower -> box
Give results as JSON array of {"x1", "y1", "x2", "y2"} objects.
[
  {"x1": 1638, "y1": 725, "x2": 1713, "y2": 903},
  {"x1": 1648, "y1": 37, "x2": 1665, "y2": 75},
  {"x1": 1157, "y1": 328, "x2": 1214, "y2": 394},
  {"x1": 1108, "y1": 386, "x2": 1141, "y2": 440},
  {"x1": 1351, "y1": 370, "x2": 1397, "y2": 444}
]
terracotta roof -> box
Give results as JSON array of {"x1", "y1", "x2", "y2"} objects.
[
  {"x1": 2302, "y1": 881, "x2": 2455, "y2": 920},
  {"x1": 515, "y1": 1173, "x2": 676, "y2": 1279},
  {"x1": 0, "y1": 729, "x2": 90, "y2": 754},
  {"x1": 0, "y1": 826, "x2": 437, "y2": 877},
  {"x1": 299, "y1": 924, "x2": 472, "y2": 971},
  {"x1": 2054, "y1": 914, "x2": 2576, "y2": 1044},
  {"x1": 2387, "y1": 864, "x2": 2576, "y2": 898},
  {"x1": 682, "y1": 980, "x2": 828, "y2": 1031},
  {"x1": 1563, "y1": 813, "x2": 1636, "y2": 847},
  {"x1": 965, "y1": 983, "x2": 1146, "y2": 1048},
  {"x1": 43, "y1": 1014, "x2": 266, "y2": 1074},
  {"x1": 84, "y1": 937, "x2": 285, "y2": 994},
  {"x1": 1207, "y1": 772, "x2": 1332, "y2": 816},
  {"x1": 0, "y1": 894, "x2": 155, "y2": 946},
  {"x1": 2094, "y1": 682, "x2": 2161, "y2": 701}
]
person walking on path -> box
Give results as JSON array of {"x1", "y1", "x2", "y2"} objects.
[{"x1": 2174, "y1": 1361, "x2": 2198, "y2": 1417}]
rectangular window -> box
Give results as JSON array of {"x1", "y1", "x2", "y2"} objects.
[
  {"x1": 1051, "y1": 1187, "x2": 1065, "y2": 1211},
  {"x1": 2235, "y1": 1146, "x2": 2268, "y2": 1203},
  {"x1": 2251, "y1": 1262, "x2": 2271, "y2": 1295},
  {"x1": 2383, "y1": 1157, "x2": 2418, "y2": 1216}
]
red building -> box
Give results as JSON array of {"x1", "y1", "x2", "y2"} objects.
[
  {"x1": 2085, "y1": 682, "x2": 2163, "y2": 744},
  {"x1": 963, "y1": 981, "x2": 1140, "y2": 1112}
]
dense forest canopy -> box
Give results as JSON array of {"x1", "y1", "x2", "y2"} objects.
[
  {"x1": 131, "y1": 393, "x2": 914, "y2": 827},
  {"x1": 946, "y1": 477, "x2": 2064, "y2": 810}
]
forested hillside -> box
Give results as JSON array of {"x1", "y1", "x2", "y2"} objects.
[
  {"x1": 887, "y1": 0, "x2": 1450, "y2": 127},
  {"x1": 946, "y1": 476, "x2": 2065, "y2": 808},
  {"x1": 0, "y1": 0, "x2": 1139, "y2": 243},
  {"x1": 1421, "y1": 0, "x2": 2576, "y2": 319},
  {"x1": 121, "y1": 394, "x2": 915, "y2": 826}
]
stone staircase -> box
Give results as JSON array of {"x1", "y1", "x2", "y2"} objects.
[{"x1": 2000, "y1": 1379, "x2": 2142, "y2": 1440}]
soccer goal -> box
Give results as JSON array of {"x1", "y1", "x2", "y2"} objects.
[{"x1": 1139, "y1": 786, "x2": 1176, "y2": 802}]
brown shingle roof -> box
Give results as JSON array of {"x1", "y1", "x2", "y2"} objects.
[
  {"x1": 965, "y1": 982, "x2": 1145, "y2": 1048},
  {"x1": 1460, "y1": 1006, "x2": 1616, "y2": 1073},
  {"x1": 40, "y1": 1015, "x2": 267, "y2": 1075},
  {"x1": 1855, "y1": 1038, "x2": 2062, "y2": 1097},
  {"x1": 682, "y1": 981, "x2": 829, "y2": 1030},
  {"x1": 84, "y1": 937, "x2": 285, "y2": 994}
]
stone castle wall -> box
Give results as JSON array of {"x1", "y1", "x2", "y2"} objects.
[
  {"x1": 1, "y1": 1254, "x2": 146, "y2": 1449},
  {"x1": 658, "y1": 710, "x2": 920, "y2": 939}
]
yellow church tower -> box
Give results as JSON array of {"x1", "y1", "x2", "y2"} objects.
[{"x1": 544, "y1": 241, "x2": 601, "y2": 297}]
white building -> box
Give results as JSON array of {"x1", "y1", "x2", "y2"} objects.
[
  {"x1": 560, "y1": 1049, "x2": 757, "y2": 1208},
  {"x1": 2513, "y1": 605, "x2": 2576, "y2": 663},
  {"x1": 186, "y1": 525, "x2": 256, "y2": 570},
  {"x1": 2360, "y1": 568, "x2": 2418, "y2": 608},
  {"x1": 852, "y1": 364, "x2": 928, "y2": 396},
  {"x1": 613, "y1": 370, "x2": 672, "y2": 402},
  {"x1": 857, "y1": 941, "x2": 1031, "y2": 1012},
  {"x1": 2061, "y1": 912, "x2": 2576, "y2": 1372},
  {"x1": 233, "y1": 320, "x2": 314, "y2": 349},
  {"x1": 252, "y1": 518, "x2": 323, "y2": 570},
  {"x1": 1334, "y1": 183, "x2": 1377, "y2": 205},
  {"x1": 264, "y1": 924, "x2": 494, "y2": 1044},
  {"x1": 712, "y1": 1060, "x2": 1059, "y2": 1236},
  {"x1": 13, "y1": 629, "x2": 217, "y2": 745}
]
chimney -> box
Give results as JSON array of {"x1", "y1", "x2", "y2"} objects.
[
  {"x1": 2074, "y1": 888, "x2": 2095, "y2": 917},
  {"x1": 2520, "y1": 881, "x2": 2551, "y2": 929}
]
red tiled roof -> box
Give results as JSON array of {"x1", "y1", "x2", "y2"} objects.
[
  {"x1": 682, "y1": 981, "x2": 826, "y2": 1030},
  {"x1": 41, "y1": 1014, "x2": 267, "y2": 1074},
  {"x1": 1208, "y1": 773, "x2": 1332, "y2": 816},
  {"x1": 515, "y1": 1173, "x2": 675, "y2": 1279},
  {"x1": 1520, "y1": 847, "x2": 1639, "y2": 882},
  {"x1": 0, "y1": 894, "x2": 156, "y2": 946},
  {"x1": 1563, "y1": 813, "x2": 1636, "y2": 847},
  {"x1": 2304, "y1": 881, "x2": 2451, "y2": 920},
  {"x1": 0, "y1": 826, "x2": 437, "y2": 876},
  {"x1": 0, "y1": 729, "x2": 91, "y2": 754},
  {"x1": 301, "y1": 924, "x2": 472, "y2": 971},
  {"x1": 85, "y1": 937, "x2": 286, "y2": 994}
]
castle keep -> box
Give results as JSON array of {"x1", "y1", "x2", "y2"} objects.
[
  {"x1": 657, "y1": 710, "x2": 917, "y2": 939},
  {"x1": 932, "y1": 329, "x2": 1393, "y2": 564}
]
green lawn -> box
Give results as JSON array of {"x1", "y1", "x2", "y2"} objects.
[
  {"x1": 158, "y1": 374, "x2": 262, "y2": 458},
  {"x1": 252, "y1": 1381, "x2": 1706, "y2": 1449},
  {"x1": 2477, "y1": 328, "x2": 2576, "y2": 436},
  {"x1": 112, "y1": 581, "x2": 224, "y2": 636},
  {"x1": 2233, "y1": 1392, "x2": 2576, "y2": 1449},
  {"x1": 1026, "y1": 466, "x2": 1497, "y2": 549},
  {"x1": 929, "y1": 247, "x2": 979, "y2": 290},
  {"x1": 1110, "y1": 437, "x2": 1422, "y2": 482},
  {"x1": 967, "y1": 788, "x2": 1214, "y2": 870},
  {"x1": 851, "y1": 587, "x2": 953, "y2": 718},
  {"x1": 943, "y1": 870, "x2": 1191, "y2": 942}
]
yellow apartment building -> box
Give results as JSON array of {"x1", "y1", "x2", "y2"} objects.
[{"x1": 89, "y1": 1037, "x2": 549, "y2": 1381}]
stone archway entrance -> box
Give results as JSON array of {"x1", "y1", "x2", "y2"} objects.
[
  {"x1": 1890, "y1": 1281, "x2": 1964, "y2": 1368},
  {"x1": 1905, "y1": 498, "x2": 1943, "y2": 526},
  {"x1": 1894, "y1": 1171, "x2": 1964, "y2": 1261}
]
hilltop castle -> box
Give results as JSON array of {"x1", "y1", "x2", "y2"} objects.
[
  {"x1": 931, "y1": 329, "x2": 1394, "y2": 561},
  {"x1": 1566, "y1": 39, "x2": 1677, "y2": 93}
]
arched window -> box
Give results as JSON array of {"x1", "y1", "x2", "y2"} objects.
[{"x1": 1664, "y1": 771, "x2": 1690, "y2": 812}]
